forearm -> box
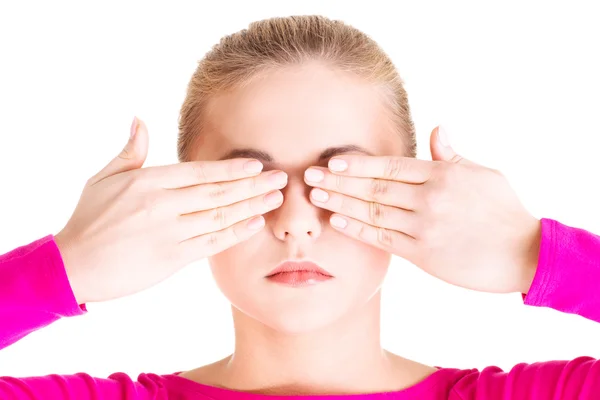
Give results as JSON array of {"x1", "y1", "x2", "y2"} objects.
[{"x1": 0, "y1": 235, "x2": 85, "y2": 349}]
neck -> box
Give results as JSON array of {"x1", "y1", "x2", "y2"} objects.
[{"x1": 216, "y1": 292, "x2": 412, "y2": 395}]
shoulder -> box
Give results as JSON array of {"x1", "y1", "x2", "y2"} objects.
[
  {"x1": 134, "y1": 357, "x2": 231, "y2": 396},
  {"x1": 442, "y1": 356, "x2": 600, "y2": 400}
]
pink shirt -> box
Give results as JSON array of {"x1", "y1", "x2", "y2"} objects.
[{"x1": 1, "y1": 218, "x2": 600, "y2": 399}]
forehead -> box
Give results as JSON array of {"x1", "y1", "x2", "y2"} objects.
[{"x1": 195, "y1": 62, "x2": 404, "y2": 164}]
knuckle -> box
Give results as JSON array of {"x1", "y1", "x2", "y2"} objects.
[
  {"x1": 249, "y1": 175, "x2": 259, "y2": 192},
  {"x1": 369, "y1": 179, "x2": 388, "y2": 201},
  {"x1": 357, "y1": 223, "x2": 368, "y2": 241},
  {"x1": 207, "y1": 182, "x2": 228, "y2": 200},
  {"x1": 384, "y1": 157, "x2": 404, "y2": 180},
  {"x1": 376, "y1": 227, "x2": 394, "y2": 247},
  {"x1": 244, "y1": 197, "x2": 258, "y2": 218},
  {"x1": 368, "y1": 201, "x2": 386, "y2": 225},
  {"x1": 226, "y1": 160, "x2": 236, "y2": 180},
  {"x1": 210, "y1": 206, "x2": 228, "y2": 229},
  {"x1": 192, "y1": 162, "x2": 209, "y2": 183},
  {"x1": 334, "y1": 174, "x2": 344, "y2": 191},
  {"x1": 205, "y1": 233, "x2": 219, "y2": 248},
  {"x1": 231, "y1": 224, "x2": 243, "y2": 243},
  {"x1": 449, "y1": 154, "x2": 464, "y2": 164},
  {"x1": 118, "y1": 147, "x2": 133, "y2": 160}
]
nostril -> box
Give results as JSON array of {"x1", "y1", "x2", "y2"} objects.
[{"x1": 284, "y1": 230, "x2": 314, "y2": 237}]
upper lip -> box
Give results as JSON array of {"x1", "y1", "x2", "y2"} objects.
[{"x1": 266, "y1": 261, "x2": 333, "y2": 277}]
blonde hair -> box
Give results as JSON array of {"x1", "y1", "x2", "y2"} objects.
[{"x1": 177, "y1": 15, "x2": 416, "y2": 162}]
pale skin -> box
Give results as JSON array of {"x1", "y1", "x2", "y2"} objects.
[
  {"x1": 54, "y1": 118, "x2": 287, "y2": 306},
  {"x1": 54, "y1": 62, "x2": 541, "y2": 395},
  {"x1": 305, "y1": 131, "x2": 541, "y2": 296}
]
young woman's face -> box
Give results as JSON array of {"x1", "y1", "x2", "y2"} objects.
[{"x1": 193, "y1": 62, "x2": 407, "y2": 333}]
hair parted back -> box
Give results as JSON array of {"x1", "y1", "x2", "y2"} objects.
[{"x1": 177, "y1": 15, "x2": 416, "y2": 162}]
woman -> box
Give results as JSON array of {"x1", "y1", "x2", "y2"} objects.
[{"x1": 1, "y1": 15, "x2": 600, "y2": 399}]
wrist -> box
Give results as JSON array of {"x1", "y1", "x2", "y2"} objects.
[
  {"x1": 54, "y1": 231, "x2": 87, "y2": 305},
  {"x1": 519, "y1": 217, "x2": 542, "y2": 294}
]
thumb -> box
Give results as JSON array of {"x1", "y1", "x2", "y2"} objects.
[
  {"x1": 429, "y1": 125, "x2": 474, "y2": 166},
  {"x1": 89, "y1": 117, "x2": 149, "y2": 185}
]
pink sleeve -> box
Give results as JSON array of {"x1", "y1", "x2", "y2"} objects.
[
  {"x1": 523, "y1": 218, "x2": 600, "y2": 322},
  {"x1": 453, "y1": 218, "x2": 600, "y2": 399},
  {"x1": 451, "y1": 356, "x2": 600, "y2": 399},
  {"x1": 0, "y1": 235, "x2": 162, "y2": 399},
  {"x1": 0, "y1": 373, "x2": 168, "y2": 399},
  {"x1": 0, "y1": 235, "x2": 85, "y2": 350}
]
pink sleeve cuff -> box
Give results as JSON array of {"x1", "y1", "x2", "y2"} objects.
[
  {"x1": 522, "y1": 218, "x2": 555, "y2": 306},
  {"x1": 43, "y1": 235, "x2": 87, "y2": 315},
  {"x1": 522, "y1": 218, "x2": 600, "y2": 322}
]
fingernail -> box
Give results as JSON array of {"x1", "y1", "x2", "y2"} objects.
[
  {"x1": 438, "y1": 125, "x2": 450, "y2": 147},
  {"x1": 328, "y1": 158, "x2": 348, "y2": 172},
  {"x1": 130, "y1": 116, "x2": 138, "y2": 139},
  {"x1": 304, "y1": 168, "x2": 324, "y2": 182},
  {"x1": 311, "y1": 188, "x2": 329, "y2": 202},
  {"x1": 264, "y1": 190, "x2": 283, "y2": 206},
  {"x1": 330, "y1": 215, "x2": 347, "y2": 229},
  {"x1": 244, "y1": 160, "x2": 264, "y2": 174},
  {"x1": 247, "y1": 215, "x2": 265, "y2": 230},
  {"x1": 269, "y1": 171, "x2": 288, "y2": 186}
]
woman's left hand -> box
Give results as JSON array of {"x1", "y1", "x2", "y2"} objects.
[{"x1": 304, "y1": 126, "x2": 541, "y2": 295}]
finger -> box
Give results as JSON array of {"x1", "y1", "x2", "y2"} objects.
[
  {"x1": 172, "y1": 170, "x2": 288, "y2": 215},
  {"x1": 430, "y1": 125, "x2": 455, "y2": 162},
  {"x1": 430, "y1": 125, "x2": 478, "y2": 166},
  {"x1": 327, "y1": 213, "x2": 416, "y2": 259},
  {"x1": 304, "y1": 166, "x2": 420, "y2": 210},
  {"x1": 178, "y1": 215, "x2": 266, "y2": 264},
  {"x1": 308, "y1": 187, "x2": 418, "y2": 238},
  {"x1": 178, "y1": 189, "x2": 284, "y2": 241},
  {"x1": 144, "y1": 158, "x2": 265, "y2": 189},
  {"x1": 90, "y1": 117, "x2": 149, "y2": 185},
  {"x1": 327, "y1": 155, "x2": 436, "y2": 183}
]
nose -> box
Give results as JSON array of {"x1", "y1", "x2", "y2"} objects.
[{"x1": 270, "y1": 176, "x2": 323, "y2": 243}]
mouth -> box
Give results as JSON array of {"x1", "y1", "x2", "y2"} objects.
[{"x1": 265, "y1": 261, "x2": 333, "y2": 287}]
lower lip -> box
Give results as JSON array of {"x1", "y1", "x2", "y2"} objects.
[{"x1": 266, "y1": 271, "x2": 333, "y2": 287}]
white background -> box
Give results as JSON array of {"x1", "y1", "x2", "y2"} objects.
[{"x1": 1, "y1": 1, "x2": 599, "y2": 379}]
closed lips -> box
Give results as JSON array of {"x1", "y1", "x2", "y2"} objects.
[{"x1": 267, "y1": 261, "x2": 332, "y2": 277}]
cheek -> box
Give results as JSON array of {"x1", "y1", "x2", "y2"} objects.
[
  {"x1": 208, "y1": 242, "x2": 250, "y2": 294},
  {"x1": 341, "y1": 241, "x2": 392, "y2": 298},
  {"x1": 207, "y1": 238, "x2": 268, "y2": 314},
  {"x1": 324, "y1": 233, "x2": 391, "y2": 277},
  {"x1": 311, "y1": 232, "x2": 392, "y2": 309}
]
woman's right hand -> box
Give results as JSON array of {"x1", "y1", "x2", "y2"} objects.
[{"x1": 54, "y1": 117, "x2": 287, "y2": 305}]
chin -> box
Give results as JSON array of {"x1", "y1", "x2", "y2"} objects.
[
  {"x1": 251, "y1": 303, "x2": 349, "y2": 334},
  {"x1": 225, "y1": 285, "x2": 353, "y2": 334}
]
